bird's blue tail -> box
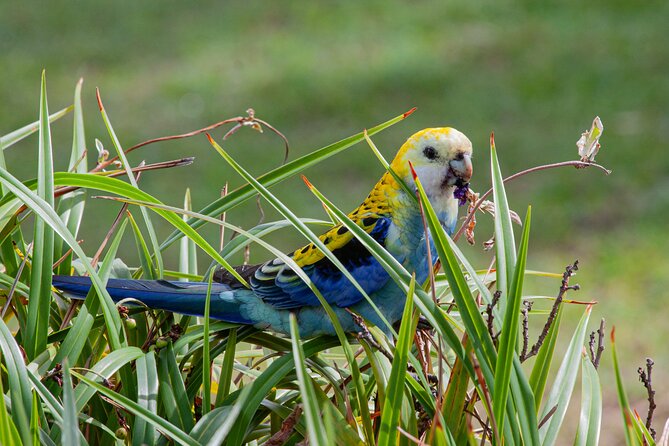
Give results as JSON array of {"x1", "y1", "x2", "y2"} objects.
[{"x1": 52, "y1": 275, "x2": 254, "y2": 325}]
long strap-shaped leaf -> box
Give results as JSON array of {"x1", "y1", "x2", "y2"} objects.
[
  {"x1": 133, "y1": 351, "x2": 159, "y2": 446},
  {"x1": 50, "y1": 172, "x2": 245, "y2": 286},
  {"x1": 491, "y1": 135, "x2": 516, "y2": 311},
  {"x1": 60, "y1": 363, "x2": 82, "y2": 446},
  {"x1": 539, "y1": 306, "x2": 592, "y2": 444},
  {"x1": 0, "y1": 106, "x2": 72, "y2": 150},
  {"x1": 494, "y1": 206, "x2": 531, "y2": 435},
  {"x1": 290, "y1": 314, "x2": 328, "y2": 446},
  {"x1": 377, "y1": 276, "x2": 418, "y2": 445},
  {"x1": 71, "y1": 371, "x2": 199, "y2": 446},
  {"x1": 0, "y1": 317, "x2": 33, "y2": 444},
  {"x1": 25, "y1": 71, "x2": 55, "y2": 360},
  {"x1": 574, "y1": 353, "x2": 602, "y2": 446}
]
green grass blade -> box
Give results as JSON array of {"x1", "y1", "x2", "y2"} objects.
[
  {"x1": 0, "y1": 370, "x2": 22, "y2": 446},
  {"x1": 0, "y1": 318, "x2": 32, "y2": 444},
  {"x1": 71, "y1": 371, "x2": 199, "y2": 446},
  {"x1": 289, "y1": 314, "x2": 327, "y2": 446},
  {"x1": 442, "y1": 345, "x2": 471, "y2": 439},
  {"x1": 133, "y1": 351, "x2": 159, "y2": 445},
  {"x1": 160, "y1": 109, "x2": 413, "y2": 251},
  {"x1": 214, "y1": 327, "x2": 237, "y2": 406},
  {"x1": 490, "y1": 136, "x2": 516, "y2": 308},
  {"x1": 611, "y1": 327, "x2": 635, "y2": 445},
  {"x1": 61, "y1": 362, "x2": 82, "y2": 446},
  {"x1": 0, "y1": 105, "x2": 73, "y2": 150},
  {"x1": 632, "y1": 412, "x2": 656, "y2": 446},
  {"x1": 73, "y1": 347, "x2": 144, "y2": 411},
  {"x1": 30, "y1": 391, "x2": 39, "y2": 446},
  {"x1": 97, "y1": 89, "x2": 164, "y2": 276},
  {"x1": 511, "y1": 359, "x2": 540, "y2": 445},
  {"x1": 494, "y1": 206, "x2": 531, "y2": 434},
  {"x1": 190, "y1": 386, "x2": 253, "y2": 446},
  {"x1": 157, "y1": 343, "x2": 195, "y2": 432},
  {"x1": 539, "y1": 306, "x2": 592, "y2": 444},
  {"x1": 574, "y1": 354, "x2": 602, "y2": 446},
  {"x1": 378, "y1": 276, "x2": 418, "y2": 445},
  {"x1": 225, "y1": 336, "x2": 340, "y2": 446},
  {"x1": 25, "y1": 71, "x2": 56, "y2": 360}
]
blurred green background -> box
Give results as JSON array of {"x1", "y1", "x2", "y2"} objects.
[{"x1": 2, "y1": 0, "x2": 668, "y2": 442}]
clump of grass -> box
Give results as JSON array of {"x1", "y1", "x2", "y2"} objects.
[{"x1": 0, "y1": 74, "x2": 659, "y2": 445}]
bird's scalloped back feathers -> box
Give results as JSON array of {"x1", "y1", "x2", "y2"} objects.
[
  {"x1": 213, "y1": 264, "x2": 261, "y2": 288},
  {"x1": 250, "y1": 216, "x2": 394, "y2": 309}
]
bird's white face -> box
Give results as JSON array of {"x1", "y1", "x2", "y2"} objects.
[{"x1": 391, "y1": 127, "x2": 473, "y2": 200}]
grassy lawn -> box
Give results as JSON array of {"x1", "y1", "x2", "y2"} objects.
[{"x1": 2, "y1": 1, "x2": 668, "y2": 443}]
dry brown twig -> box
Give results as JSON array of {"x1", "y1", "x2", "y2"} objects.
[
  {"x1": 260, "y1": 405, "x2": 303, "y2": 446},
  {"x1": 93, "y1": 104, "x2": 290, "y2": 172},
  {"x1": 485, "y1": 291, "x2": 501, "y2": 346},
  {"x1": 520, "y1": 261, "x2": 580, "y2": 362},
  {"x1": 588, "y1": 318, "x2": 605, "y2": 369},
  {"x1": 520, "y1": 300, "x2": 534, "y2": 360},
  {"x1": 638, "y1": 358, "x2": 657, "y2": 440}
]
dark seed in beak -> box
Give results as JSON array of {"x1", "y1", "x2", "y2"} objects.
[{"x1": 454, "y1": 182, "x2": 469, "y2": 206}]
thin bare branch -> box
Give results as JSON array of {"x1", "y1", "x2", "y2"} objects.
[
  {"x1": 520, "y1": 300, "x2": 534, "y2": 360},
  {"x1": 638, "y1": 358, "x2": 657, "y2": 440},
  {"x1": 454, "y1": 160, "x2": 610, "y2": 243},
  {"x1": 521, "y1": 261, "x2": 579, "y2": 362}
]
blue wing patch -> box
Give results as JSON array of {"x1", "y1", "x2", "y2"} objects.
[{"x1": 251, "y1": 217, "x2": 393, "y2": 310}]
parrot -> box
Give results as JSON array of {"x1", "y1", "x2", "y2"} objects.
[{"x1": 53, "y1": 127, "x2": 473, "y2": 337}]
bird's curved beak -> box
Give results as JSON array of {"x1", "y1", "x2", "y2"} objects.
[{"x1": 449, "y1": 154, "x2": 473, "y2": 186}]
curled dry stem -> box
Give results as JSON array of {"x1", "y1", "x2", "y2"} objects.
[{"x1": 454, "y1": 160, "x2": 610, "y2": 243}]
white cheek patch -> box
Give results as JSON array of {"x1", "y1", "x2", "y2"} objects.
[
  {"x1": 413, "y1": 165, "x2": 449, "y2": 195},
  {"x1": 411, "y1": 165, "x2": 460, "y2": 223}
]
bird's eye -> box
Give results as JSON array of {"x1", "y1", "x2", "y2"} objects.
[{"x1": 423, "y1": 146, "x2": 438, "y2": 160}]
